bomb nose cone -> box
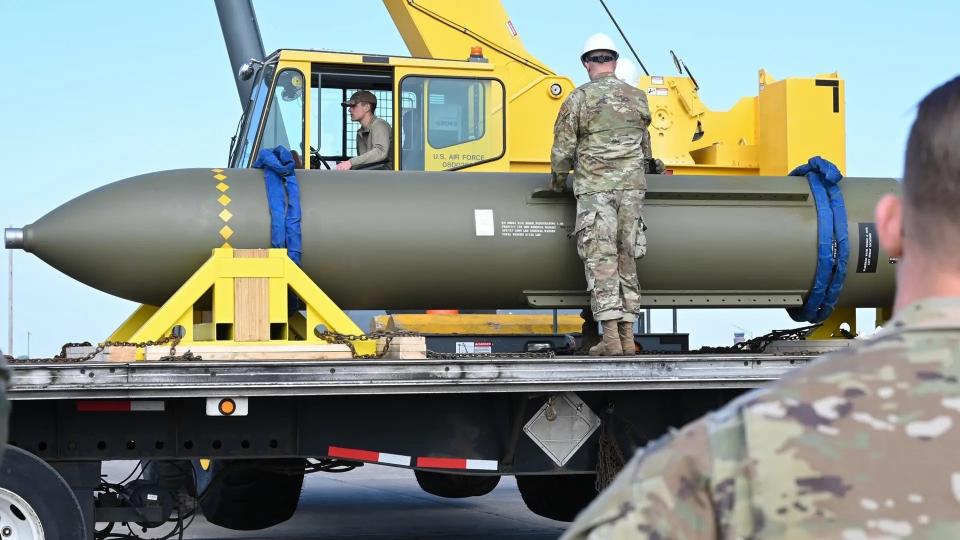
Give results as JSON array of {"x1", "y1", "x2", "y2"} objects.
[{"x1": 4, "y1": 228, "x2": 23, "y2": 250}]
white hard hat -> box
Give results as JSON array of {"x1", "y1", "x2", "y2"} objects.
[
  {"x1": 581, "y1": 33, "x2": 619, "y2": 61},
  {"x1": 615, "y1": 58, "x2": 640, "y2": 86}
]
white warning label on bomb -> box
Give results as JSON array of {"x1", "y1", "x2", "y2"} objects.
[{"x1": 500, "y1": 220, "x2": 564, "y2": 237}]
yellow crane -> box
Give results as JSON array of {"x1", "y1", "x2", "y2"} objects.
[
  {"x1": 228, "y1": 0, "x2": 845, "y2": 176},
  {"x1": 213, "y1": 0, "x2": 859, "y2": 343},
  {"x1": 384, "y1": 0, "x2": 845, "y2": 175}
]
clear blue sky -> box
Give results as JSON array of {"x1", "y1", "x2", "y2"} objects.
[{"x1": 0, "y1": 1, "x2": 955, "y2": 356}]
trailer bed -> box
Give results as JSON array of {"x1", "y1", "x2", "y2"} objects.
[{"x1": 8, "y1": 353, "x2": 814, "y2": 400}]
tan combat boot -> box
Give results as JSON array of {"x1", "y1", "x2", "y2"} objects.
[
  {"x1": 618, "y1": 322, "x2": 636, "y2": 356},
  {"x1": 589, "y1": 320, "x2": 623, "y2": 356}
]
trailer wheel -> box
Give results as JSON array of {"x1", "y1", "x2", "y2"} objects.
[
  {"x1": 198, "y1": 459, "x2": 304, "y2": 530},
  {"x1": 516, "y1": 473, "x2": 597, "y2": 522},
  {"x1": 414, "y1": 470, "x2": 500, "y2": 498},
  {"x1": 143, "y1": 459, "x2": 197, "y2": 510},
  {"x1": 0, "y1": 445, "x2": 86, "y2": 539}
]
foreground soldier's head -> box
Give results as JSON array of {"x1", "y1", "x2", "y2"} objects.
[{"x1": 876, "y1": 76, "x2": 960, "y2": 312}]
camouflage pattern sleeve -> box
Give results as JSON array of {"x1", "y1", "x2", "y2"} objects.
[
  {"x1": 639, "y1": 92, "x2": 656, "y2": 172},
  {"x1": 641, "y1": 128, "x2": 653, "y2": 163},
  {"x1": 551, "y1": 90, "x2": 582, "y2": 190},
  {"x1": 562, "y1": 418, "x2": 723, "y2": 540},
  {"x1": 638, "y1": 91, "x2": 653, "y2": 125}
]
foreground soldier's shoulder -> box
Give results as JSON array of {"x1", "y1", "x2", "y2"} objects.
[
  {"x1": 730, "y1": 326, "x2": 954, "y2": 442},
  {"x1": 562, "y1": 419, "x2": 721, "y2": 539}
]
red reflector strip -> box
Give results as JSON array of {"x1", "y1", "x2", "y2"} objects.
[
  {"x1": 416, "y1": 457, "x2": 468, "y2": 469},
  {"x1": 328, "y1": 446, "x2": 380, "y2": 462},
  {"x1": 328, "y1": 447, "x2": 494, "y2": 470},
  {"x1": 77, "y1": 401, "x2": 130, "y2": 412},
  {"x1": 416, "y1": 457, "x2": 499, "y2": 471},
  {"x1": 77, "y1": 400, "x2": 165, "y2": 412},
  {"x1": 328, "y1": 446, "x2": 411, "y2": 466}
]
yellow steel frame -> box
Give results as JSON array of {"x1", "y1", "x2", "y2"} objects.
[
  {"x1": 807, "y1": 307, "x2": 857, "y2": 340},
  {"x1": 109, "y1": 248, "x2": 373, "y2": 359}
]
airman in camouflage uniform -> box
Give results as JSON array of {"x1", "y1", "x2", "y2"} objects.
[
  {"x1": 551, "y1": 34, "x2": 654, "y2": 356},
  {"x1": 564, "y1": 76, "x2": 960, "y2": 539}
]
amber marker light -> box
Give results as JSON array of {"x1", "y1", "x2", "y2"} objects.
[{"x1": 218, "y1": 398, "x2": 237, "y2": 416}]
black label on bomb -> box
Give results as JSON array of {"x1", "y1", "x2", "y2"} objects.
[{"x1": 857, "y1": 223, "x2": 878, "y2": 273}]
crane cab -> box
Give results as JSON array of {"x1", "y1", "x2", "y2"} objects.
[
  {"x1": 228, "y1": 49, "x2": 519, "y2": 173},
  {"x1": 227, "y1": 48, "x2": 846, "y2": 178}
]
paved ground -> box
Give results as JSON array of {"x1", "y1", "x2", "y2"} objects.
[{"x1": 102, "y1": 461, "x2": 567, "y2": 539}]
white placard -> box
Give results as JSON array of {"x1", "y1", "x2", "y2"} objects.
[{"x1": 474, "y1": 209, "x2": 495, "y2": 236}]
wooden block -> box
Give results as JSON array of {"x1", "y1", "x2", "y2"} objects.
[
  {"x1": 234, "y1": 249, "x2": 270, "y2": 341},
  {"x1": 380, "y1": 350, "x2": 428, "y2": 360},
  {"x1": 105, "y1": 346, "x2": 137, "y2": 362},
  {"x1": 64, "y1": 346, "x2": 98, "y2": 359},
  {"x1": 144, "y1": 344, "x2": 353, "y2": 361},
  {"x1": 376, "y1": 336, "x2": 426, "y2": 358}
]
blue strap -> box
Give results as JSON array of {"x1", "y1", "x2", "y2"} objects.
[
  {"x1": 788, "y1": 156, "x2": 848, "y2": 323},
  {"x1": 253, "y1": 146, "x2": 302, "y2": 265}
]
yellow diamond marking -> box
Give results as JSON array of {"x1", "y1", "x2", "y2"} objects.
[
  {"x1": 219, "y1": 225, "x2": 234, "y2": 240},
  {"x1": 217, "y1": 194, "x2": 231, "y2": 206},
  {"x1": 213, "y1": 173, "x2": 227, "y2": 181},
  {"x1": 216, "y1": 182, "x2": 229, "y2": 192},
  {"x1": 211, "y1": 168, "x2": 224, "y2": 173},
  {"x1": 219, "y1": 209, "x2": 233, "y2": 222},
  {"x1": 221, "y1": 241, "x2": 232, "y2": 248}
]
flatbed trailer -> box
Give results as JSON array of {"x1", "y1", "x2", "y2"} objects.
[{"x1": 2, "y1": 352, "x2": 814, "y2": 537}]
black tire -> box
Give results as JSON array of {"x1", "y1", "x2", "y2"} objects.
[
  {"x1": 143, "y1": 459, "x2": 198, "y2": 517},
  {"x1": 198, "y1": 459, "x2": 305, "y2": 530},
  {"x1": 143, "y1": 459, "x2": 197, "y2": 494},
  {"x1": 414, "y1": 470, "x2": 501, "y2": 498},
  {"x1": 0, "y1": 445, "x2": 86, "y2": 539},
  {"x1": 516, "y1": 474, "x2": 598, "y2": 522}
]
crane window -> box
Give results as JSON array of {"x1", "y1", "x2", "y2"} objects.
[
  {"x1": 234, "y1": 62, "x2": 276, "y2": 167},
  {"x1": 259, "y1": 69, "x2": 306, "y2": 165},
  {"x1": 399, "y1": 76, "x2": 504, "y2": 171}
]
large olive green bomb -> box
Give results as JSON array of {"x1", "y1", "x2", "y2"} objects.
[{"x1": 5, "y1": 169, "x2": 897, "y2": 315}]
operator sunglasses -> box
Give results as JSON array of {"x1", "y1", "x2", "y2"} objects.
[{"x1": 584, "y1": 54, "x2": 616, "y2": 63}]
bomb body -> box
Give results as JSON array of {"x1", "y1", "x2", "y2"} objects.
[{"x1": 5, "y1": 169, "x2": 896, "y2": 315}]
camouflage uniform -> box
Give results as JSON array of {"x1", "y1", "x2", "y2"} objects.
[
  {"x1": 564, "y1": 296, "x2": 960, "y2": 539},
  {"x1": 551, "y1": 72, "x2": 652, "y2": 322}
]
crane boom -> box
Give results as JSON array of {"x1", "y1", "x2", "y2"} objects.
[
  {"x1": 215, "y1": 0, "x2": 267, "y2": 104},
  {"x1": 383, "y1": 1, "x2": 554, "y2": 79}
]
